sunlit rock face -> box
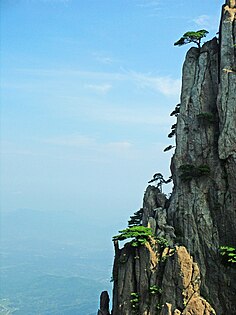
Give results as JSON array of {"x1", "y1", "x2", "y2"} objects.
[
  {"x1": 111, "y1": 188, "x2": 216, "y2": 315},
  {"x1": 98, "y1": 1, "x2": 236, "y2": 314}
]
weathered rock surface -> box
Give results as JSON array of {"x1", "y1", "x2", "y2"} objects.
[
  {"x1": 98, "y1": 1, "x2": 236, "y2": 314},
  {"x1": 218, "y1": 0, "x2": 236, "y2": 160},
  {"x1": 160, "y1": 246, "x2": 215, "y2": 315},
  {"x1": 167, "y1": 1, "x2": 236, "y2": 313},
  {"x1": 112, "y1": 235, "x2": 215, "y2": 315},
  {"x1": 98, "y1": 291, "x2": 110, "y2": 315},
  {"x1": 109, "y1": 185, "x2": 218, "y2": 314}
]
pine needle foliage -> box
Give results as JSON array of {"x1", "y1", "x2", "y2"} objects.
[
  {"x1": 112, "y1": 226, "x2": 154, "y2": 247},
  {"x1": 174, "y1": 30, "x2": 209, "y2": 48},
  {"x1": 179, "y1": 164, "x2": 210, "y2": 181},
  {"x1": 128, "y1": 208, "x2": 143, "y2": 227}
]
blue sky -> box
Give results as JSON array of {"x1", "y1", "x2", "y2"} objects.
[{"x1": 1, "y1": 0, "x2": 223, "y2": 230}]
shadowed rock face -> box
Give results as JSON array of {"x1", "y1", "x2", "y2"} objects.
[
  {"x1": 168, "y1": 1, "x2": 236, "y2": 313},
  {"x1": 98, "y1": 291, "x2": 110, "y2": 315},
  {"x1": 98, "y1": 1, "x2": 236, "y2": 314}
]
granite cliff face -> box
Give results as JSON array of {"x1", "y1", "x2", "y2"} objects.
[{"x1": 98, "y1": 1, "x2": 236, "y2": 314}]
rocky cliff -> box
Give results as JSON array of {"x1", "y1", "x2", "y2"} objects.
[{"x1": 98, "y1": 1, "x2": 236, "y2": 314}]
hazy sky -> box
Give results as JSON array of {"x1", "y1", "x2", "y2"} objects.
[{"x1": 1, "y1": 0, "x2": 222, "y2": 228}]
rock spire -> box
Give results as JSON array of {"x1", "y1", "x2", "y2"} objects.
[{"x1": 98, "y1": 1, "x2": 236, "y2": 314}]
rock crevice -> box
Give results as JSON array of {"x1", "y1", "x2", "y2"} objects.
[{"x1": 98, "y1": 1, "x2": 236, "y2": 314}]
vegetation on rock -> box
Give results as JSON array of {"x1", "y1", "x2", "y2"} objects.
[
  {"x1": 130, "y1": 292, "x2": 139, "y2": 312},
  {"x1": 197, "y1": 112, "x2": 215, "y2": 124},
  {"x1": 163, "y1": 145, "x2": 175, "y2": 152},
  {"x1": 156, "y1": 237, "x2": 169, "y2": 250},
  {"x1": 149, "y1": 285, "x2": 162, "y2": 295},
  {"x1": 179, "y1": 164, "x2": 210, "y2": 181},
  {"x1": 220, "y1": 246, "x2": 236, "y2": 265},
  {"x1": 128, "y1": 208, "x2": 143, "y2": 227},
  {"x1": 112, "y1": 226, "x2": 154, "y2": 247},
  {"x1": 174, "y1": 30, "x2": 209, "y2": 48},
  {"x1": 168, "y1": 123, "x2": 177, "y2": 138},
  {"x1": 170, "y1": 104, "x2": 180, "y2": 117},
  {"x1": 100, "y1": 3, "x2": 236, "y2": 314},
  {"x1": 168, "y1": 129, "x2": 176, "y2": 138},
  {"x1": 148, "y1": 173, "x2": 172, "y2": 192}
]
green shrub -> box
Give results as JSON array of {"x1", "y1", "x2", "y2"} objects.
[
  {"x1": 179, "y1": 164, "x2": 195, "y2": 181},
  {"x1": 196, "y1": 164, "x2": 211, "y2": 176},
  {"x1": 130, "y1": 292, "x2": 139, "y2": 311},
  {"x1": 220, "y1": 246, "x2": 236, "y2": 264},
  {"x1": 156, "y1": 237, "x2": 169, "y2": 249},
  {"x1": 156, "y1": 303, "x2": 162, "y2": 315},
  {"x1": 149, "y1": 285, "x2": 162, "y2": 295},
  {"x1": 179, "y1": 164, "x2": 210, "y2": 181},
  {"x1": 197, "y1": 112, "x2": 215, "y2": 124},
  {"x1": 112, "y1": 226, "x2": 154, "y2": 247}
]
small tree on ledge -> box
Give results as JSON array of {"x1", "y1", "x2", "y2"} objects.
[
  {"x1": 112, "y1": 226, "x2": 154, "y2": 247},
  {"x1": 174, "y1": 29, "x2": 209, "y2": 49}
]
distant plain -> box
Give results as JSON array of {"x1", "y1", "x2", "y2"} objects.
[{"x1": 0, "y1": 209, "x2": 114, "y2": 315}]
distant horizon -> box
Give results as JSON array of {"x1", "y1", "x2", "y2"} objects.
[{"x1": 0, "y1": 206, "x2": 113, "y2": 315}]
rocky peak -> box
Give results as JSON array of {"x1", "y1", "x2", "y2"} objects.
[
  {"x1": 218, "y1": 0, "x2": 236, "y2": 159},
  {"x1": 97, "y1": 1, "x2": 236, "y2": 314},
  {"x1": 97, "y1": 291, "x2": 110, "y2": 315}
]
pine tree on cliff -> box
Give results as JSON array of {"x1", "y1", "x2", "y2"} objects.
[{"x1": 174, "y1": 29, "x2": 209, "y2": 48}]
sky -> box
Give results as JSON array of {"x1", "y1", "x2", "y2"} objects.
[{"x1": 0, "y1": 0, "x2": 223, "y2": 232}]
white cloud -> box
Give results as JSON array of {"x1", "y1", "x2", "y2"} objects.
[
  {"x1": 95, "y1": 56, "x2": 114, "y2": 65},
  {"x1": 102, "y1": 141, "x2": 136, "y2": 159},
  {"x1": 1, "y1": 136, "x2": 135, "y2": 164},
  {"x1": 105, "y1": 141, "x2": 132, "y2": 152},
  {"x1": 80, "y1": 103, "x2": 173, "y2": 126},
  {"x1": 129, "y1": 71, "x2": 181, "y2": 97},
  {"x1": 137, "y1": 0, "x2": 161, "y2": 8},
  {"x1": 43, "y1": 134, "x2": 132, "y2": 151},
  {"x1": 14, "y1": 67, "x2": 180, "y2": 97},
  {"x1": 193, "y1": 15, "x2": 210, "y2": 27},
  {"x1": 42, "y1": 134, "x2": 134, "y2": 159},
  {"x1": 136, "y1": 0, "x2": 162, "y2": 16},
  {"x1": 15, "y1": 68, "x2": 127, "y2": 81},
  {"x1": 193, "y1": 15, "x2": 219, "y2": 31},
  {"x1": 43, "y1": 134, "x2": 95, "y2": 147},
  {"x1": 1, "y1": 148, "x2": 35, "y2": 156},
  {"x1": 92, "y1": 52, "x2": 119, "y2": 65},
  {"x1": 84, "y1": 83, "x2": 112, "y2": 94}
]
